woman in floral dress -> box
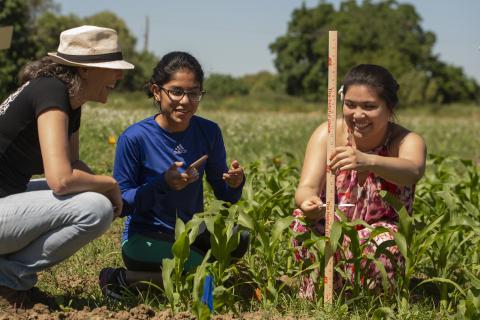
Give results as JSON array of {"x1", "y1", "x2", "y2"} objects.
[{"x1": 292, "y1": 64, "x2": 427, "y2": 299}]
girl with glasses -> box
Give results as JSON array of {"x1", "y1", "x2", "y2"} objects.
[{"x1": 99, "y1": 51, "x2": 249, "y2": 299}]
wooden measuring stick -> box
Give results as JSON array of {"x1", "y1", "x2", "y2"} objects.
[{"x1": 324, "y1": 30, "x2": 337, "y2": 305}]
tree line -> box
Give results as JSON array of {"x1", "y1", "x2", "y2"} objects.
[
  {"x1": 270, "y1": 0, "x2": 479, "y2": 105},
  {"x1": 0, "y1": 0, "x2": 478, "y2": 105}
]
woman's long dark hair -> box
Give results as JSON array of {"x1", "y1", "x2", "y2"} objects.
[
  {"x1": 19, "y1": 57, "x2": 81, "y2": 98},
  {"x1": 343, "y1": 64, "x2": 400, "y2": 112}
]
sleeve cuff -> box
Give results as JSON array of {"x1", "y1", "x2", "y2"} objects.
[{"x1": 153, "y1": 171, "x2": 172, "y2": 192}]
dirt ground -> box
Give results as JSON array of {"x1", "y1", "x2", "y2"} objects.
[
  {"x1": 0, "y1": 303, "x2": 304, "y2": 320},
  {"x1": 0, "y1": 304, "x2": 188, "y2": 320}
]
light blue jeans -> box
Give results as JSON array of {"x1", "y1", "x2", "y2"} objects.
[{"x1": 0, "y1": 179, "x2": 113, "y2": 290}]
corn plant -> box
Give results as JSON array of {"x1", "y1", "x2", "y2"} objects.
[
  {"x1": 161, "y1": 216, "x2": 215, "y2": 318},
  {"x1": 379, "y1": 154, "x2": 480, "y2": 315},
  {"x1": 161, "y1": 217, "x2": 195, "y2": 312},
  {"x1": 195, "y1": 200, "x2": 244, "y2": 313},
  {"x1": 236, "y1": 157, "x2": 299, "y2": 305},
  {"x1": 159, "y1": 153, "x2": 479, "y2": 317}
]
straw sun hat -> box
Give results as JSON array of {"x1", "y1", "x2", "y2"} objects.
[{"x1": 48, "y1": 25, "x2": 134, "y2": 70}]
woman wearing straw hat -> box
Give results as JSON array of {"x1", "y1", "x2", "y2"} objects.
[{"x1": 0, "y1": 25, "x2": 133, "y2": 307}]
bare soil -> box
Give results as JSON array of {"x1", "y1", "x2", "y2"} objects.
[{"x1": 0, "y1": 303, "x2": 303, "y2": 319}]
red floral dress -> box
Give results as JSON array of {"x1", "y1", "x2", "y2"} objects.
[{"x1": 291, "y1": 135, "x2": 415, "y2": 300}]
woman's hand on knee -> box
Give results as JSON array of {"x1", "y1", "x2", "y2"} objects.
[{"x1": 104, "y1": 180, "x2": 123, "y2": 218}]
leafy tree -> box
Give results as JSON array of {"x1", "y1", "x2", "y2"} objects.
[
  {"x1": 124, "y1": 50, "x2": 158, "y2": 92},
  {"x1": 28, "y1": 0, "x2": 60, "y2": 22},
  {"x1": 270, "y1": 0, "x2": 479, "y2": 104},
  {"x1": 204, "y1": 74, "x2": 250, "y2": 97},
  {"x1": 242, "y1": 71, "x2": 283, "y2": 95},
  {"x1": 33, "y1": 12, "x2": 82, "y2": 58},
  {"x1": 0, "y1": 0, "x2": 38, "y2": 100}
]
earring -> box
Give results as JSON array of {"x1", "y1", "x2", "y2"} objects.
[{"x1": 338, "y1": 85, "x2": 344, "y2": 101}]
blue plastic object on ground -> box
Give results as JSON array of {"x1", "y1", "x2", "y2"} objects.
[{"x1": 201, "y1": 274, "x2": 214, "y2": 312}]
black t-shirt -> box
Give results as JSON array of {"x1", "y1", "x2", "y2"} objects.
[{"x1": 0, "y1": 77, "x2": 81, "y2": 197}]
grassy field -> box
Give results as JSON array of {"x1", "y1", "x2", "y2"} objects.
[
  {"x1": 80, "y1": 97, "x2": 480, "y2": 170},
  {"x1": 35, "y1": 98, "x2": 480, "y2": 319}
]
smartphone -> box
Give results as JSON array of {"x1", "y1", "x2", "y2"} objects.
[{"x1": 188, "y1": 155, "x2": 208, "y2": 169}]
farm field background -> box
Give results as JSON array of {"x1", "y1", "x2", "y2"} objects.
[
  {"x1": 80, "y1": 95, "x2": 480, "y2": 173},
  {"x1": 31, "y1": 98, "x2": 480, "y2": 320}
]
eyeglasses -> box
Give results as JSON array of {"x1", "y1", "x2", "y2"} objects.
[{"x1": 159, "y1": 87, "x2": 205, "y2": 102}]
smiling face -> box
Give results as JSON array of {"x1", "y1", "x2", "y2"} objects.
[
  {"x1": 152, "y1": 70, "x2": 201, "y2": 132},
  {"x1": 343, "y1": 84, "x2": 391, "y2": 143},
  {"x1": 80, "y1": 67, "x2": 124, "y2": 104}
]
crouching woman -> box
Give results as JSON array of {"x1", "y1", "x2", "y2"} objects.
[
  {"x1": 0, "y1": 25, "x2": 133, "y2": 306},
  {"x1": 292, "y1": 64, "x2": 426, "y2": 299}
]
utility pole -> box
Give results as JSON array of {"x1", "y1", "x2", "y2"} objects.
[{"x1": 143, "y1": 16, "x2": 149, "y2": 52}]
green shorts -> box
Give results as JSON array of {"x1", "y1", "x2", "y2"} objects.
[{"x1": 121, "y1": 233, "x2": 206, "y2": 272}]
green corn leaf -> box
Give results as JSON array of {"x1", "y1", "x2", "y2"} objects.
[
  {"x1": 372, "y1": 306, "x2": 394, "y2": 320},
  {"x1": 173, "y1": 292, "x2": 180, "y2": 306},
  {"x1": 464, "y1": 269, "x2": 480, "y2": 289},
  {"x1": 417, "y1": 277, "x2": 466, "y2": 297},
  {"x1": 394, "y1": 232, "x2": 408, "y2": 258},
  {"x1": 238, "y1": 211, "x2": 255, "y2": 231},
  {"x1": 213, "y1": 285, "x2": 227, "y2": 297},
  {"x1": 271, "y1": 216, "x2": 294, "y2": 244},
  {"x1": 192, "y1": 301, "x2": 211, "y2": 320},
  {"x1": 206, "y1": 199, "x2": 227, "y2": 214},
  {"x1": 372, "y1": 260, "x2": 390, "y2": 293},
  {"x1": 186, "y1": 217, "x2": 204, "y2": 244},
  {"x1": 380, "y1": 191, "x2": 412, "y2": 241},
  {"x1": 189, "y1": 225, "x2": 200, "y2": 245},
  {"x1": 174, "y1": 217, "x2": 186, "y2": 241},
  {"x1": 209, "y1": 232, "x2": 220, "y2": 260},
  {"x1": 374, "y1": 240, "x2": 396, "y2": 259},
  {"x1": 330, "y1": 221, "x2": 342, "y2": 252},
  {"x1": 437, "y1": 190, "x2": 460, "y2": 208},
  {"x1": 226, "y1": 230, "x2": 240, "y2": 257},
  {"x1": 171, "y1": 230, "x2": 190, "y2": 266},
  {"x1": 344, "y1": 227, "x2": 361, "y2": 257},
  {"x1": 415, "y1": 213, "x2": 444, "y2": 241},
  {"x1": 272, "y1": 205, "x2": 287, "y2": 218},
  {"x1": 204, "y1": 215, "x2": 217, "y2": 235},
  {"x1": 267, "y1": 280, "x2": 278, "y2": 300},
  {"x1": 346, "y1": 219, "x2": 372, "y2": 230},
  {"x1": 161, "y1": 258, "x2": 176, "y2": 308},
  {"x1": 369, "y1": 226, "x2": 391, "y2": 240}
]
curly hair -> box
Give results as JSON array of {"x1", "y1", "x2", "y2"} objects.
[{"x1": 19, "y1": 57, "x2": 81, "y2": 98}]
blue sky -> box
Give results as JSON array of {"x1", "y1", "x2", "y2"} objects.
[{"x1": 58, "y1": 0, "x2": 480, "y2": 82}]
